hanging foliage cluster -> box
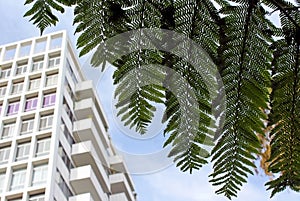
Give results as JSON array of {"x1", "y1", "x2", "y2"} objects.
[{"x1": 24, "y1": 0, "x2": 300, "y2": 199}]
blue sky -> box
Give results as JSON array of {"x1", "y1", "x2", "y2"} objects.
[{"x1": 0, "y1": 1, "x2": 299, "y2": 201}]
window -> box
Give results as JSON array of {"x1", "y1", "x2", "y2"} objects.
[
  {"x1": 4, "y1": 47, "x2": 16, "y2": 61},
  {"x1": 45, "y1": 74, "x2": 58, "y2": 87},
  {"x1": 15, "y1": 142, "x2": 31, "y2": 161},
  {"x1": 64, "y1": 79, "x2": 75, "y2": 101},
  {"x1": 21, "y1": 118, "x2": 34, "y2": 134},
  {"x1": 0, "y1": 68, "x2": 11, "y2": 79},
  {"x1": 34, "y1": 40, "x2": 46, "y2": 54},
  {"x1": 0, "y1": 146, "x2": 10, "y2": 164},
  {"x1": 1, "y1": 122, "x2": 15, "y2": 139},
  {"x1": 0, "y1": 86, "x2": 6, "y2": 97},
  {"x1": 61, "y1": 121, "x2": 74, "y2": 145},
  {"x1": 32, "y1": 164, "x2": 48, "y2": 186},
  {"x1": 10, "y1": 168, "x2": 26, "y2": 191},
  {"x1": 58, "y1": 145, "x2": 73, "y2": 170},
  {"x1": 48, "y1": 57, "x2": 60, "y2": 68},
  {"x1": 8, "y1": 198, "x2": 22, "y2": 201},
  {"x1": 15, "y1": 64, "x2": 27, "y2": 75},
  {"x1": 25, "y1": 97, "x2": 38, "y2": 111},
  {"x1": 66, "y1": 60, "x2": 78, "y2": 83},
  {"x1": 28, "y1": 78, "x2": 41, "y2": 91},
  {"x1": 11, "y1": 82, "x2": 23, "y2": 95},
  {"x1": 50, "y1": 35, "x2": 62, "y2": 50},
  {"x1": 7, "y1": 102, "x2": 20, "y2": 115},
  {"x1": 20, "y1": 42, "x2": 31, "y2": 57},
  {"x1": 39, "y1": 114, "x2": 53, "y2": 130},
  {"x1": 56, "y1": 170, "x2": 73, "y2": 198},
  {"x1": 32, "y1": 60, "x2": 44, "y2": 72},
  {"x1": 63, "y1": 99, "x2": 75, "y2": 122},
  {"x1": 29, "y1": 194, "x2": 45, "y2": 201},
  {"x1": 0, "y1": 172, "x2": 5, "y2": 193},
  {"x1": 43, "y1": 93, "x2": 56, "y2": 107},
  {"x1": 36, "y1": 138, "x2": 51, "y2": 157}
]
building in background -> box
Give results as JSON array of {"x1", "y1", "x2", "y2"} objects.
[{"x1": 0, "y1": 31, "x2": 136, "y2": 201}]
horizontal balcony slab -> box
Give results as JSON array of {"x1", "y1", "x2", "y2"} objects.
[
  {"x1": 109, "y1": 155, "x2": 135, "y2": 192},
  {"x1": 110, "y1": 193, "x2": 129, "y2": 201},
  {"x1": 75, "y1": 80, "x2": 109, "y2": 129},
  {"x1": 110, "y1": 173, "x2": 135, "y2": 201},
  {"x1": 69, "y1": 193, "x2": 95, "y2": 201},
  {"x1": 72, "y1": 141, "x2": 110, "y2": 192},
  {"x1": 73, "y1": 118, "x2": 109, "y2": 167},
  {"x1": 70, "y1": 165, "x2": 109, "y2": 201},
  {"x1": 74, "y1": 99, "x2": 110, "y2": 148}
]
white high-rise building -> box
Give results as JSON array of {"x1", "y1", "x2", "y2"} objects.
[{"x1": 0, "y1": 31, "x2": 136, "y2": 201}]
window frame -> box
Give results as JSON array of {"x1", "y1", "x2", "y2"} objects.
[
  {"x1": 48, "y1": 57, "x2": 60, "y2": 69},
  {"x1": 0, "y1": 172, "x2": 5, "y2": 193},
  {"x1": 29, "y1": 194, "x2": 45, "y2": 201},
  {"x1": 0, "y1": 146, "x2": 10, "y2": 165},
  {"x1": 28, "y1": 77, "x2": 41, "y2": 91},
  {"x1": 0, "y1": 86, "x2": 7, "y2": 97},
  {"x1": 10, "y1": 168, "x2": 26, "y2": 191},
  {"x1": 25, "y1": 97, "x2": 38, "y2": 112},
  {"x1": 32, "y1": 164, "x2": 48, "y2": 186},
  {"x1": 15, "y1": 142, "x2": 31, "y2": 161},
  {"x1": 43, "y1": 93, "x2": 56, "y2": 108},
  {"x1": 1, "y1": 122, "x2": 15, "y2": 139},
  {"x1": 39, "y1": 114, "x2": 54, "y2": 130},
  {"x1": 11, "y1": 82, "x2": 23, "y2": 95},
  {"x1": 0, "y1": 68, "x2": 11, "y2": 79},
  {"x1": 7, "y1": 102, "x2": 20, "y2": 115},
  {"x1": 31, "y1": 60, "x2": 44, "y2": 72},
  {"x1": 20, "y1": 118, "x2": 34, "y2": 134},
  {"x1": 8, "y1": 199, "x2": 23, "y2": 201},
  {"x1": 46, "y1": 74, "x2": 58, "y2": 87},
  {"x1": 36, "y1": 137, "x2": 51, "y2": 157},
  {"x1": 15, "y1": 64, "x2": 27, "y2": 75}
]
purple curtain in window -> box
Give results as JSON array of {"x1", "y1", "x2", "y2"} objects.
[
  {"x1": 43, "y1": 94, "x2": 56, "y2": 107},
  {"x1": 33, "y1": 99, "x2": 38, "y2": 107},
  {"x1": 51, "y1": 94, "x2": 56, "y2": 103},
  {"x1": 25, "y1": 98, "x2": 38, "y2": 111},
  {"x1": 7, "y1": 102, "x2": 20, "y2": 115},
  {"x1": 26, "y1": 100, "x2": 32, "y2": 109},
  {"x1": 44, "y1": 96, "x2": 50, "y2": 106},
  {"x1": 15, "y1": 103, "x2": 19, "y2": 111}
]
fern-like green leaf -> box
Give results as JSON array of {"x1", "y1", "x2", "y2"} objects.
[
  {"x1": 210, "y1": 1, "x2": 273, "y2": 199},
  {"x1": 266, "y1": 9, "x2": 300, "y2": 195},
  {"x1": 24, "y1": 0, "x2": 76, "y2": 34}
]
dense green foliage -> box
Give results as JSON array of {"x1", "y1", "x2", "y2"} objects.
[{"x1": 24, "y1": 0, "x2": 300, "y2": 199}]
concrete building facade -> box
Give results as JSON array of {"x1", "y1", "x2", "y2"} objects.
[{"x1": 0, "y1": 31, "x2": 136, "y2": 201}]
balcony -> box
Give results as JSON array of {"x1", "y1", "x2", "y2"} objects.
[
  {"x1": 110, "y1": 193, "x2": 128, "y2": 201},
  {"x1": 74, "y1": 97, "x2": 109, "y2": 148},
  {"x1": 110, "y1": 173, "x2": 135, "y2": 201},
  {"x1": 69, "y1": 193, "x2": 95, "y2": 201},
  {"x1": 75, "y1": 80, "x2": 109, "y2": 129},
  {"x1": 109, "y1": 155, "x2": 128, "y2": 173},
  {"x1": 109, "y1": 155, "x2": 135, "y2": 192},
  {"x1": 73, "y1": 119, "x2": 109, "y2": 166},
  {"x1": 70, "y1": 165, "x2": 109, "y2": 201},
  {"x1": 72, "y1": 141, "x2": 110, "y2": 192},
  {"x1": 75, "y1": 80, "x2": 94, "y2": 99}
]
